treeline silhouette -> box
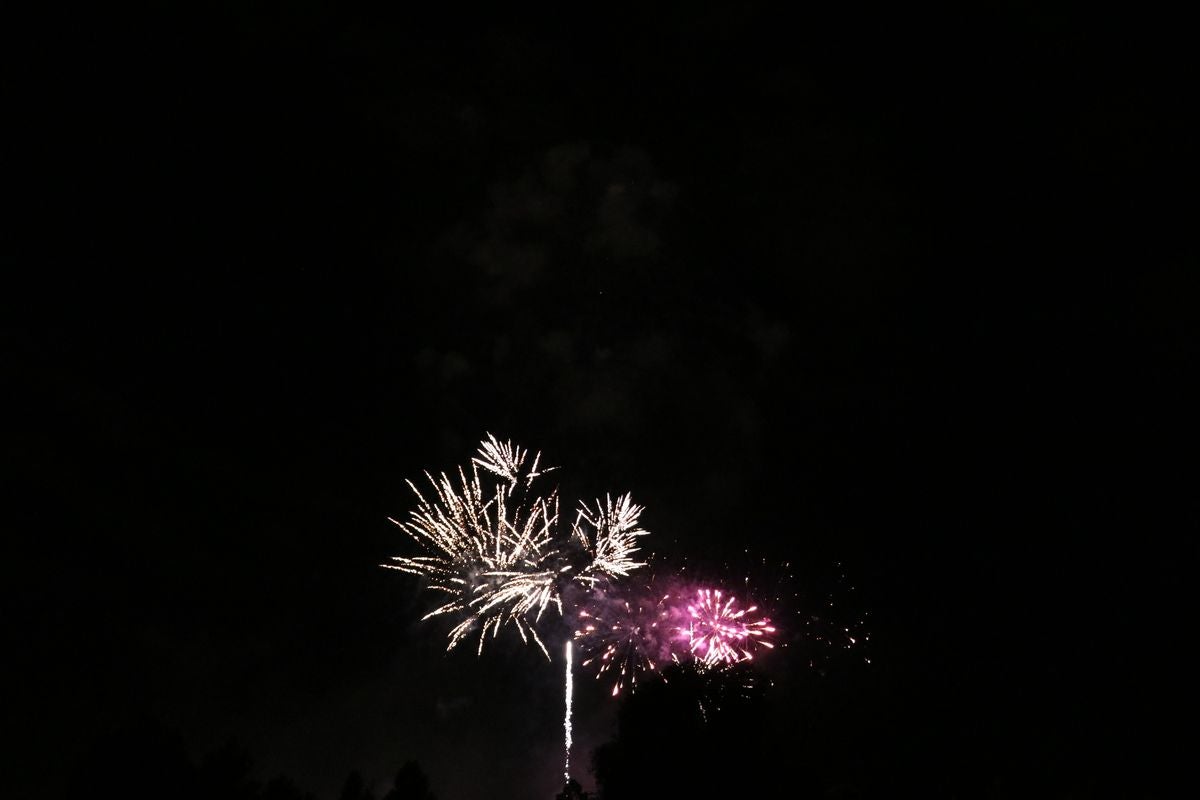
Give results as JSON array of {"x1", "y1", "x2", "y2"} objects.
[
  {"x1": 60, "y1": 647, "x2": 1145, "y2": 800},
  {"x1": 62, "y1": 717, "x2": 435, "y2": 800},
  {"x1": 591, "y1": 663, "x2": 773, "y2": 800}
]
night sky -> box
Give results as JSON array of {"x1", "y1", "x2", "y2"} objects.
[{"x1": 8, "y1": 3, "x2": 1193, "y2": 799}]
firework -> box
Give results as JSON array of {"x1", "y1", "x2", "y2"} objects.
[
  {"x1": 574, "y1": 581, "x2": 674, "y2": 696},
  {"x1": 382, "y1": 435, "x2": 564, "y2": 656},
  {"x1": 383, "y1": 438, "x2": 821, "y2": 789},
  {"x1": 574, "y1": 576, "x2": 783, "y2": 698},
  {"x1": 383, "y1": 434, "x2": 650, "y2": 658},
  {"x1": 572, "y1": 494, "x2": 649, "y2": 582},
  {"x1": 564, "y1": 640, "x2": 573, "y2": 780},
  {"x1": 683, "y1": 588, "x2": 775, "y2": 666}
]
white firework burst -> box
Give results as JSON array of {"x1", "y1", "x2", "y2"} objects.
[
  {"x1": 384, "y1": 435, "x2": 650, "y2": 659},
  {"x1": 383, "y1": 436, "x2": 563, "y2": 657}
]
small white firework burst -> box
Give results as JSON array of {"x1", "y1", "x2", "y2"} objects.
[{"x1": 573, "y1": 493, "x2": 649, "y2": 582}]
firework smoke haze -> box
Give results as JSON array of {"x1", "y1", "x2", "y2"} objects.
[{"x1": 574, "y1": 580, "x2": 675, "y2": 696}]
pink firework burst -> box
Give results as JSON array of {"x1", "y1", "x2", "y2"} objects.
[{"x1": 684, "y1": 588, "x2": 775, "y2": 666}]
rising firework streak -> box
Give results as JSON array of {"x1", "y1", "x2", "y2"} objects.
[{"x1": 564, "y1": 640, "x2": 573, "y2": 780}]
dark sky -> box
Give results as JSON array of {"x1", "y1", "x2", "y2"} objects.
[{"x1": 7, "y1": 3, "x2": 1193, "y2": 799}]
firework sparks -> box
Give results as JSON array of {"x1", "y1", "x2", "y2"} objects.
[
  {"x1": 684, "y1": 588, "x2": 775, "y2": 666},
  {"x1": 382, "y1": 435, "x2": 564, "y2": 656},
  {"x1": 473, "y1": 434, "x2": 557, "y2": 490},
  {"x1": 383, "y1": 435, "x2": 650, "y2": 658},
  {"x1": 382, "y1": 438, "x2": 818, "y2": 787},
  {"x1": 573, "y1": 494, "x2": 649, "y2": 582},
  {"x1": 575, "y1": 577, "x2": 783, "y2": 697},
  {"x1": 574, "y1": 582, "x2": 674, "y2": 696}
]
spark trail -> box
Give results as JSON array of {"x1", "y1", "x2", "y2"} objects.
[{"x1": 564, "y1": 640, "x2": 573, "y2": 780}]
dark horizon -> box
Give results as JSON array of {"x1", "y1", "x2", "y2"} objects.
[{"x1": 8, "y1": 3, "x2": 1192, "y2": 798}]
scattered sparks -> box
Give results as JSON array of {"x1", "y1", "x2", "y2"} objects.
[
  {"x1": 666, "y1": 656, "x2": 764, "y2": 721},
  {"x1": 574, "y1": 582, "x2": 674, "y2": 696}
]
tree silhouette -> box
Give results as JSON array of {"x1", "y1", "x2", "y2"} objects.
[
  {"x1": 61, "y1": 718, "x2": 347, "y2": 800},
  {"x1": 339, "y1": 770, "x2": 376, "y2": 800},
  {"x1": 382, "y1": 761, "x2": 436, "y2": 800},
  {"x1": 555, "y1": 777, "x2": 590, "y2": 800},
  {"x1": 197, "y1": 741, "x2": 261, "y2": 800},
  {"x1": 592, "y1": 663, "x2": 772, "y2": 800},
  {"x1": 61, "y1": 717, "x2": 447, "y2": 800},
  {"x1": 63, "y1": 717, "x2": 196, "y2": 800},
  {"x1": 260, "y1": 775, "x2": 314, "y2": 800}
]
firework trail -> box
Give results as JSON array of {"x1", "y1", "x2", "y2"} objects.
[
  {"x1": 564, "y1": 640, "x2": 573, "y2": 780},
  {"x1": 383, "y1": 435, "x2": 650, "y2": 658}
]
